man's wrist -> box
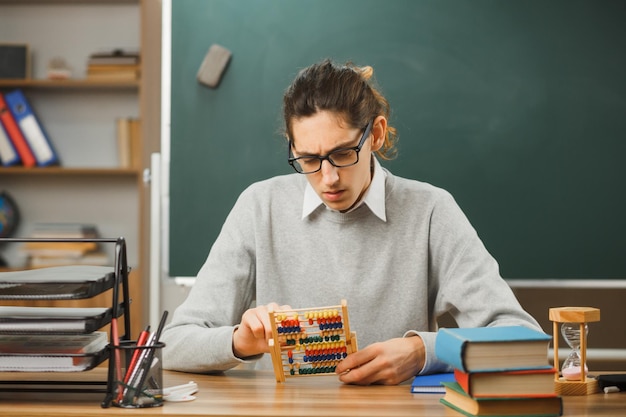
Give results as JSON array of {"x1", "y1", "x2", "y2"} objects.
[
  {"x1": 232, "y1": 325, "x2": 245, "y2": 359},
  {"x1": 402, "y1": 330, "x2": 426, "y2": 374}
]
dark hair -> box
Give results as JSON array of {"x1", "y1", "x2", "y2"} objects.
[{"x1": 282, "y1": 59, "x2": 398, "y2": 160}]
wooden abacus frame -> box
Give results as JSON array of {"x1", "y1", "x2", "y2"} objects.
[{"x1": 268, "y1": 299, "x2": 357, "y2": 382}]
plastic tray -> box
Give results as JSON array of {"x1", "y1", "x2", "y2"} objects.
[
  {"x1": 0, "y1": 304, "x2": 124, "y2": 334},
  {"x1": 0, "y1": 348, "x2": 109, "y2": 372},
  {"x1": 0, "y1": 332, "x2": 109, "y2": 372},
  {"x1": 0, "y1": 266, "x2": 116, "y2": 300}
]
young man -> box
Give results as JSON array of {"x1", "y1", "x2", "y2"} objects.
[{"x1": 161, "y1": 59, "x2": 541, "y2": 385}]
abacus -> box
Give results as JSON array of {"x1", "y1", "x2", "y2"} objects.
[{"x1": 268, "y1": 299, "x2": 358, "y2": 382}]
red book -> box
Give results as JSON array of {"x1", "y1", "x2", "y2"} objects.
[
  {"x1": 454, "y1": 367, "x2": 557, "y2": 398},
  {"x1": 0, "y1": 92, "x2": 36, "y2": 167}
]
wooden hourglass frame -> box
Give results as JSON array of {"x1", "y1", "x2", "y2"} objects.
[{"x1": 549, "y1": 307, "x2": 600, "y2": 395}]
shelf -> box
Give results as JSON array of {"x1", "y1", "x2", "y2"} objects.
[
  {"x1": 0, "y1": 167, "x2": 140, "y2": 176},
  {"x1": 0, "y1": 1, "x2": 137, "y2": 5},
  {"x1": 0, "y1": 79, "x2": 139, "y2": 90}
]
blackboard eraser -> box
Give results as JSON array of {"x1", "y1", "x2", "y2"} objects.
[{"x1": 197, "y1": 44, "x2": 232, "y2": 88}]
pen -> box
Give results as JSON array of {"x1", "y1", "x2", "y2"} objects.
[
  {"x1": 130, "y1": 310, "x2": 169, "y2": 404},
  {"x1": 124, "y1": 325, "x2": 151, "y2": 383}
]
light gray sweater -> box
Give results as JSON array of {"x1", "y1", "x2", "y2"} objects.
[{"x1": 161, "y1": 168, "x2": 541, "y2": 376}]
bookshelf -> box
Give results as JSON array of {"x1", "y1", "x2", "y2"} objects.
[{"x1": 0, "y1": 0, "x2": 154, "y2": 336}]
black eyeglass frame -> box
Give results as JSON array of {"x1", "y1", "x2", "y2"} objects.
[{"x1": 287, "y1": 119, "x2": 374, "y2": 174}]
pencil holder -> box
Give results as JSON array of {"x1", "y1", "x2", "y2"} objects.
[{"x1": 109, "y1": 340, "x2": 166, "y2": 408}]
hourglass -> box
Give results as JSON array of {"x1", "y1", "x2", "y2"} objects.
[
  {"x1": 549, "y1": 307, "x2": 600, "y2": 395},
  {"x1": 561, "y1": 322, "x2": 588, "y2": 380}
]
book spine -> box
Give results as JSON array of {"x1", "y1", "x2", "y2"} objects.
[
  {"x1": 454, "y1": 368, "x2": 471, "y2": 395},
  {"x1": 116, "y1": 118, "x2": 131, "y2": 168},
  {"x1": 129, "y1": 118, "x2": 141, "y2": 169},
  {"x1": 434, "y1": 328, "x2": 468, "y2": 372},
  {"x1": 0, "y1": 92, "x2": 36, "y2": 167},
  {"x1": 0, "y1": 119, "x2": 20, "y2": 166}
]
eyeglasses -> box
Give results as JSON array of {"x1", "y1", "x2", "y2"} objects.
[{"x1": 288, "y1": 120, "x2": 373, "y2": 174}]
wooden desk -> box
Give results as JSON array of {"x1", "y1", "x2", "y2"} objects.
[{"x1": 1, "y1": 369, "x2": 624, "y2": 416}]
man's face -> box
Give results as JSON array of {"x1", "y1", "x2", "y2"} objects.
[{"x1": 290, "y1": 111, "x2": 373, "y2": 212}]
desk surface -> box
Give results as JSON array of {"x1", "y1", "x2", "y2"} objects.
[{"x1": 1, "y1": 369, "x2": 625, "y2": 417}]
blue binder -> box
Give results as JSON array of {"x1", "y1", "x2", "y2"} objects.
[
  {"x1": 0, "y1": 119, "x2": 21, "y2": 166},
  {"x1": 4, "y1": 89, "x2": 59, "y2": 166}
]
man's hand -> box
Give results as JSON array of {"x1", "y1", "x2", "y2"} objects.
[
  {"x1": 232, "y1": 302, "x2": 291, "y2": 359},
  {"x1": 335, "y1": 335, "x2": 425, "y2": 385}
]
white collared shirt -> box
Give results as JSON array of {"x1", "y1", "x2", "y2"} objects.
[{"x1": 301, "y1": 157, "x2": 387, "y2": 221}]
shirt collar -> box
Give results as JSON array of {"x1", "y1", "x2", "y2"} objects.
[{"x1": 302, "y1": 157, "x2": 387, "y2": 221}]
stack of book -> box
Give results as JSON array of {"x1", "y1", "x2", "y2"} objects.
[
  {"x1": 86, "y1": 48, "x2": 140, "y2": 82},
  {"x1": 21, "y1": 223, "x2": 109, "y2": 268},
  {"x1": 435, "y1": 326, "x2": 562, "y2": 417}
]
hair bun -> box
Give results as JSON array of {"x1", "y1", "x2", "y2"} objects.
[{"x1": 358, "y1": 65, "x2": 374, "y2": 80}]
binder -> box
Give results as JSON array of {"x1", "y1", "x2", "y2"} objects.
[
  {"x1": 4, "y1": 89, "x2": 59, "y2": 166},
  {"x1": 0, "y1": 92, "x2": 36, "y2": 167},
  {"x1": 0, "y1": 118, "x2": 20, "y2": 166}
]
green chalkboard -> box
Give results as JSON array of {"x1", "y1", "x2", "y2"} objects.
[{"x1": 169, "y1": 0, "x2": 626, "y2": 279}]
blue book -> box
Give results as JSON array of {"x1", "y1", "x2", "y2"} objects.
[
  {"x1": 435, "y1": 326, "x2": 552, "y2": 373},
  {"x1": 4, "y1": 89, "x2": 59, "y2": 166},
  {"x1": 411, "y1": 372, "x2": 455, "y2": 393}
]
